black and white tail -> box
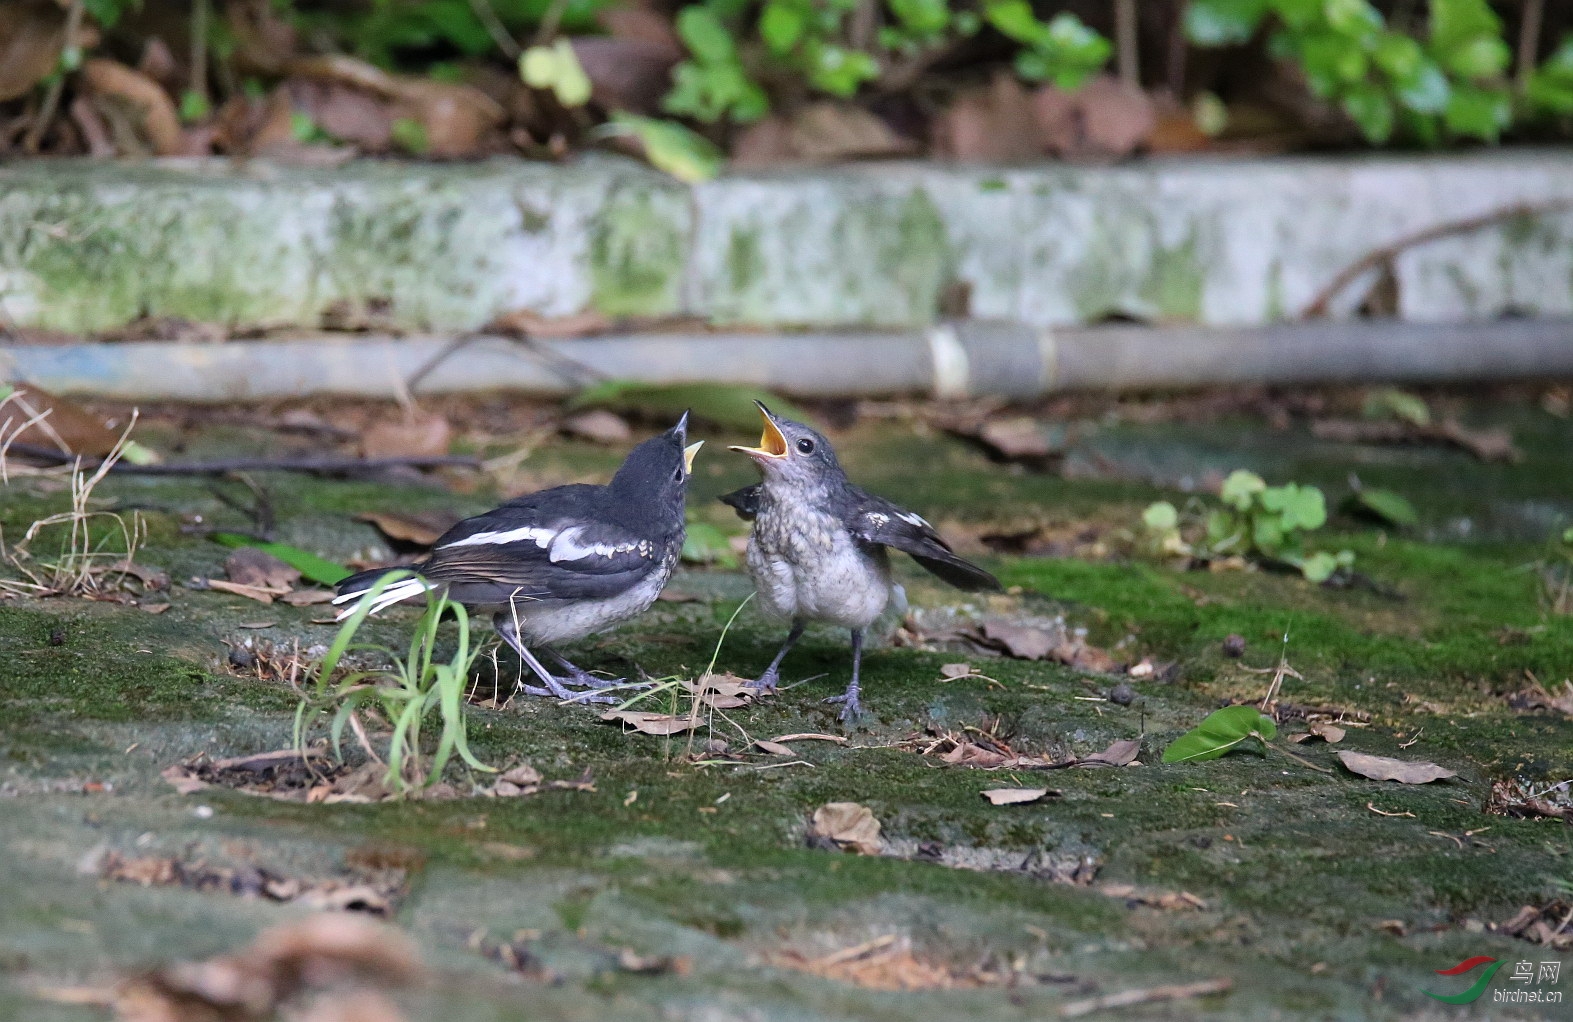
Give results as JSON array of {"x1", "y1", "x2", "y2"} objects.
[{"x1": 330, "y1": 566, "x2": 434, "y2": 621}]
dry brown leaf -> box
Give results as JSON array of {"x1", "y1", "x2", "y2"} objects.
[
  {"x1": 981, "y1": 787, "x2": 1054, "y2": 806},
  {"x1": 1, "y1": 384, "x2": 123, "y2": 458},
  {"x1": 1293, "y1": 721, "x2": 1346, "y2": 744},
  {"x1": 361, "y1": 409, "x2": 453, "y2": 460},
  {"x1": 1508, "y1": 679, "x2": 1573, "y2": 716},
  {"x1": 572, "y1": 36, "x2": 682, "y2": 114},
  {"x1": 978, "y1": 620, "x2": 1057, "y2": 661},
  {"x1": 732, "y1": 102, "x2": 914, "y2": 167},
  {"x1": 754, "y1": 740, "x2": 795, "y2": 756},
  {"x1": 561, "y1": 409, "x2": 632, "y2": 445},
  {"x1": 932, "y1": 72, "x2": 1044, "y2": 162},
  {"x1": 938, "y1": 663, "x2": 973, "y2": 680},
  {"x1": 355, "y1": 510, "x2": 460, "y2": 548},
  {"x1": 1033, "y1": 74, "x2": 1156, "y2": 160},
  {"x1": 1336, "y1": 751, "x2": 1456, "y2": 784},
  {"x1": 287, "y1": 77, "x2": 395, "y2": 150},
  {"x1": 1078, "y1": 738, "x2": 1141, "y2": 767},
  {"x1": 206, "y1": 579, "x2": 284, "y2": 604},
  {"x1": 0, "y1": 0, "x2": 71, "y2": 102},
  {"x1": 1097, "y1": 883, "x2": 1207, "y2": 910},
  {"x1": 685, "y1": 672, "x2": 759, "y2": 709},
  {"x1": 225, "y1": 547, "x2": 301, "y2": 590},
  {"x1": 939, "y1": 743, "x2": 1011, "y2": 768},
  {"x1": 1309, "y1": 418, "x2": 1521, "y2": 463},
  {"x1": 600, "y1": 710, "x2": 699, "y2": 736},
  {"x1": 808, "y1": 802, "x2": 882, "y2": 855},
  {"x1": 80, "y1": 59, "x2": 183, "y2": 156}
]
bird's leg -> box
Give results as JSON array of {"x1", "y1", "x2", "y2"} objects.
[
  {"x1": 823, "y1": 628, "x2": 864, "y2": 723},
  {"x1": 750, "y1": 620, "x2": 804, "y2": 694},
  {"x1": 545, "y1": 647, "x2": 650, "y2": 692},
  {"x1": 493, "y1": 614, "x2": 618, "y2": 704}
]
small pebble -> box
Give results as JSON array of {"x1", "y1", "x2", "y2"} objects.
[
  {"x1": 1222, "y1": 634, "x2": 1247, "y2": 658},
  {"x1": 227, "y1": 647, "x2": 256, "y2": 670},
  {"x1": 1108, "y1": 683, "x2": 1136, "y2": 706}
]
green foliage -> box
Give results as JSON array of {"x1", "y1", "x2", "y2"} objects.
[
  {"x1": 1187, "y1": 0, "x2": 1513, "y2": 143},
  {"x1": 1141, "y1": 470, "x2": 1353, "y2": 582},
  {"x1": 296, "y1": 573, "x2": 494, "y2": 795},
  {"x1": 1525, "y1": 36, "x2": 1573, "y2": 116},
  {"x1": 520, "y1": 39, "x2": 593, "y2": 107},
  {"x1": 1162, "y1": 704, "x2": 1278, "y2": 763},
  {"x1": 682, "y1": 520, "x2": 740, "y2": 568},
  {"x1": 985, "y1": 2, "x2": 1110, "y2": 89},
  {"x1": 603, "y1": 113, "x2": 725, "y2": 182},
  {"x1": 1344, "y1": 487, "x2": 1419, "y2": 528},
  {"x1": 664, "y1": 6, "x2": 771, "y2": 123},
  {"x1": 209, "y1": 533, "x2": 351, "y2": 587},
  {"x1": 288, "y1": 0, "x2": 610, "y2": 69}
]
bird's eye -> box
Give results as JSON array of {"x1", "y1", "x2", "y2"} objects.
[
  {"x1": 795, "y1": 437, "x2": 815, "y2": 454},
  {"x1": 673, "y1": 467, "x2": 684, "y2": 482}
]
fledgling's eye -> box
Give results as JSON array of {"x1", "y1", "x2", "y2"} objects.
[
  {"x1": 796, "y1": 437, "x2": 815, "y2": 454},
  {"x1": 673, "y1": 467, "x2": 685, "y2": 482}
]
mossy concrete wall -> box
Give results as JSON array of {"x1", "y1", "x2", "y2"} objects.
[{"x1": 4, "y1": 152, "x2": 1573, "y2": 334}]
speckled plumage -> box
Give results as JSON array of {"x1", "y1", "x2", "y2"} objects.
[{"x1": 724, "y1": 403, "x2": 999, "y2": 722}]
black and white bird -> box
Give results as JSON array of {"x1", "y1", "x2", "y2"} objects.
[
  {"x1": 332, "y1": 414, "x2": 702, "y2": 703},
  {"x1": 722, "y1": 402, "x2": 999, "y2": 721}
]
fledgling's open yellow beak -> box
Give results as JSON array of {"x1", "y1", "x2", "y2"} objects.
[
  {"x1": 683, "y1": 441, "x2": 703, "y2": 474},
  {"x1": 728, "y1": 402, "x2": 788, "y2": 460}
]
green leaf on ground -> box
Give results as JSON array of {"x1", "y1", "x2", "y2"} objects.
[
  {"x1": 1345, "y1": 487, "x2": 1418, "y2": 527},
  {"x1": 1162, "y1": 705, "x2": 1278, "y2": 763},
  {"x1": 605, "y1": 113, "x2": 724, "y2": 183},
  {"x1": 211, "y1": 534, "x2": 351, "y2": 586}
]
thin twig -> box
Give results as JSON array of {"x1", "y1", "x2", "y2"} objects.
[
  {"x1": 532, "y1": 0, "x2": 571, "y2": 46},
  {"x1": 1060, "y1": 978, "x2": 1233, "y2": 1018},
  {"x1": 1301, "y1": 199, "x2": 1573, "y2": 318},
  {"x1": 468, "y1": 0, "x2": 521, "y2": 59},
  {"x1": 1166, "y1": 0, "x2": 1190, "y2": 96},
  {"x1": 23, "y1": 0, "x2": 85, "y2": 154},
  {"x1": 6, "y1": 445, "x2": 480, "y2": 476},
  {"x1": 190, "y1": 0, "x2": 210, "y2": 113},
  {"x1": 1516, "y1": 0, "x2": 1545, "y2": 91},
  {"x1": 1115, "y1": 0, "x2": 1140, "y2": 88},
  {"x1": 403, "y1": 332, "x2": 605, "y2": 395},
  {"x1": 1270, "y1": 742, "x2": 1333, "y2": 774}
]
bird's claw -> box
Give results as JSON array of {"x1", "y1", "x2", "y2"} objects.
[
  {"x1": 517, "y1": 676, "x2": 623, "y2": 705},
  {"x1": 822, "y1": 690, "x2": 863, "y2": 723},
  {"x1": 746, "y1": 668, "x2": 780, "y2": 694}
]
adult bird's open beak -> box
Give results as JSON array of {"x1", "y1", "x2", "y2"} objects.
[
  {"x1": 728, "y1": 401, "x2": 788, "y2": 461},
  {"x1": 683, "y1": 441, "x2": 703, "y2": 474}
]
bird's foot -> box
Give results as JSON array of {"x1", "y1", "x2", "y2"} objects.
[
  {"x1": 516, "y1": 675, "x2": 621, "y2": 705},
  {"x1": 822, "y1": 686, "x2": 863, "y2": 723},
  {"x1": 746, "y1": 667, "x2": 781, "y2": 695}
]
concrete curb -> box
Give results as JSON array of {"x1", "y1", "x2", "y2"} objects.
[{"x1": 3, "y1": 153, "x2": 1573, "y2": 335}]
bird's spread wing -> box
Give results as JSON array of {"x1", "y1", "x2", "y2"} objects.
[
  {"x1": 424, "y1": 512, "x2": 663, "y2": 600},
  {"x1": 718, "y1": 485, "x2": 762, "y2": 521},
  {"x1": 849, "y1": 494, "x2": 1000, "y2": 592}
]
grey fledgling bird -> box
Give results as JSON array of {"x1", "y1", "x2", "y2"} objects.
[
  {"x1": 722, "y1": 403, "x2": 999, "y2": 721},
  {"x1": 332, "y1": 414, "x2": 702, "y2": 703}
]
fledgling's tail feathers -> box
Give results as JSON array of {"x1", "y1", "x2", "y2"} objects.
[{"x1": 331, "y1": 566, "x2": 434, "y2": 621}]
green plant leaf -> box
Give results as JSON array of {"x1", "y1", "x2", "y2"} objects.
[
  {"x1": 1299, "y1": 551, "x2": 1338, "y2": 582},
  {"x1": 1143, "y1": 501, "x2": 1179, "y2": 532},
  {"x1": 1444, "y1": 83, "x2": 1511, "y2": 139},
  {"x1": 1162, "y1": 705, "x2": 1278, "y2": 763},
  {"x1": 1362, "y1": 387, "x2": 1432, "y2": 425},
  {"x1": 1281, "y1": 485, "x2": 1328, "y2": 532},
  {"x1": 210, "y1": 533, "x2": 351, "y2": 586},
  {"x1": 1345, "y1": 487, "x2": 1419, "y2": 527},
  {"x1": 390, "y1": 116, "x2": 429, "y2": 155},
  {"x1": 760, "y1": 2, "x2": 806, "y2": 54},
  {"x1": 606, "y1": 113, "x2": 725, "y2": 182},
  {"x1": 984, "y1": 0, "x2": 1042, "y2": 44},
  {"x1": 677, "y1": 6, "x2": 737, "y2": 64},
  {"x1": 887, "y1": 0, "x2": 950, "y2": 38},
  {"x1": 519, "y1": 40, "x2": 592, "y2": 107},
  {"x1": 1220, "y1": 469, "x2": 1266, "y2": 511},
  {"x1": 1184, "y1": 0, "x2": 1269, "y2": 46},
  {"x1": 1343, "y1": 84, "x2": 1395, "y2": 142},
  {"x1": 179, "y1": 89, "x2": 211, "y2": 123}
]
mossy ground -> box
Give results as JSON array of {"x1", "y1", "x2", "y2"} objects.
[{"x1": 1, "y1": 391, "x2": 1569, "y2": 1021}]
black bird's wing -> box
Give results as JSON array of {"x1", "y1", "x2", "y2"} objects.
[
  {"x1": 418, "y1": 484, "x2": 665, "y2": 602},
  {"x1": 718, "y1": 484, "x2": 762, "y2": 521},
  {"x1": 849, "y1": 493, "x2": 1001, "y2": 592}
]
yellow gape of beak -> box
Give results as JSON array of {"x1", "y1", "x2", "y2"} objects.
[
  {"x1": 728, "y1": 406, "x2": 789, "y2": 459},
  {"x1": 683, "y1": 441, "x2": 703, "y2": 474}
]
